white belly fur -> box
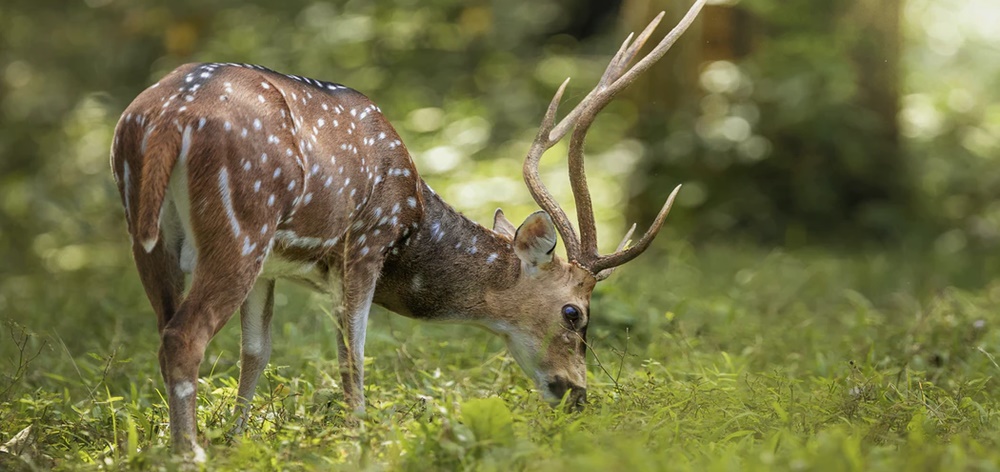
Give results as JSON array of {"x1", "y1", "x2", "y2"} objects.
[{"x1": 259, "y1": 253, "x2": 342, "y2": 296}]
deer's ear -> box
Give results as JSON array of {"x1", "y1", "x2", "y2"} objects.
[
  {"x1": 513, "y1": 211, "x2": 557, "y2": 270},
  {"x1": 493, "y1": 208, "x2": 517, "y2": 238}
]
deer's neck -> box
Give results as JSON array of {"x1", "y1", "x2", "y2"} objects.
[{"x1": 374, "y1": 183, "x2": 520, "y2": 322}]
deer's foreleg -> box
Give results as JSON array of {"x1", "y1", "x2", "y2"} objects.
[{"x1": 334, "y1": 269, "x2": 377, "y2": 414}]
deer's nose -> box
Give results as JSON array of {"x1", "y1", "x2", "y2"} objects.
[{"x1": 548, "y1": 376, "x2": 586, "y2": 411}]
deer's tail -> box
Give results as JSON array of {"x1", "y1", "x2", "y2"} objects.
[{"x1": 133, "y1": 125, "x2": 190, "y2": 253}]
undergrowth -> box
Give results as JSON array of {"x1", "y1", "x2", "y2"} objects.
[{"x1": 2, "y1": 242, "x2": 999, "y2": 470}]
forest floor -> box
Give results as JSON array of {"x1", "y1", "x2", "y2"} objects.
[{"x1": 2, "y1": 242, "x2": 999, "y2": 471}]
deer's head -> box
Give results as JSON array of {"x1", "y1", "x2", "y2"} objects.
[
  {"x1": 374, "y1": 2, "x2": 703, "y2": 410},
  {"x1": 482, "y1": 210, "x2": 596, "y2": 408},
  {"x1": 477, "y1": 4, "x2": 702, "y2": 409}
]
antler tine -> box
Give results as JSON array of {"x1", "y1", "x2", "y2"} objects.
[
  {"x1": 541, "y1": 78, "x2": 572, "y2": 136},
  {"x1": 606, "y1": 0, "x2": 707, "y2": 98},
  {"x1": 615, "y1": 223, "x2": 638, "y2": 252},
  {"x1": 594, "y1": 223, "x2": 636, "y2": 281},
  {"x1": 595, "y1": 32, "x2": 636, "y2": 97},
  {"x1": 600, "y1": 11, "x2": 665, "y2": 90},
  {"x1": 592, "y1": 184, "x2": 682, "y2": 274},
  {"x1": 549, "y1": 9, "x2": 668, "y2": 143}
]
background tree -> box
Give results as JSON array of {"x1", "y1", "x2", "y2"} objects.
[{"x1": 623, "y1": 0, "x2": 910, "y2": 244}]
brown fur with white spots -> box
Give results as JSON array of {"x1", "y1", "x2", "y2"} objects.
[{"x1": 111, "y1": 1, "x2": 705, "y2": 460}]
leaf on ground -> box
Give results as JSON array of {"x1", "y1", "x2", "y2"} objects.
[{"x1": 460, "y1": 397, "x2": 514, "y2": 448}]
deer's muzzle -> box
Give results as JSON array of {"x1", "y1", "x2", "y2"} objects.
[{"x1": 548, "y1": 375, "x2": 586, "y2": 411}]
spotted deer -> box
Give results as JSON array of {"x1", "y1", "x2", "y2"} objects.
[{"x1": 110, "y1": 0, "x2": 704, "y2": 458}]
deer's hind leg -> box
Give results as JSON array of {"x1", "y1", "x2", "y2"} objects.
[
  {"x1": 230, "y1": 278, "x2": 276, "y2": 436},
  {"x1": 158, "y1": 159, "x2": 280, "y2": 458},
  {"x1": 131, "y1": 234, "x2": 185, "y2": 361},
  {"x1": 158, "y1": 229, "x2": 277, "y2": 458}
]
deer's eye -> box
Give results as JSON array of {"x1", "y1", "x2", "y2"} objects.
[{"x1": 562, "y1": 305, "x2": 581, "y2": 325}]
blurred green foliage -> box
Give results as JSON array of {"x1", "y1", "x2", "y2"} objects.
[
  {"x1": 640, "y1": 0, "x2": 911, "y2": 241},
  {"x1": 902, "y1": 0, "x2": 1000, "y2": 251},
  {"x1": 619, "y1": 0, "x2": 1000, "y2": 251}
]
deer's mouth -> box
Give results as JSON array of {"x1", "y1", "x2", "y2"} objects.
[{"x1": 546, "y1": 375, "x2": 587, "y2": 411}]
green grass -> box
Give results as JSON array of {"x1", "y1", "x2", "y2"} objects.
[{"x1": 2, "y1": 241, "x2": 1000, "y2": 470}]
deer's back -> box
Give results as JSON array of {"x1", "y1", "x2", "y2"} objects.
[{"x1": 114, "y1": 62, "x2": 424, "y2": 286}]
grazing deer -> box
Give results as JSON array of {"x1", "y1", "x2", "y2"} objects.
[{"x1": 110, "y1": 0, "x2": 705, "y2": 459}]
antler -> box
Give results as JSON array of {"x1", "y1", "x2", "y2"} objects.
[{"x1": 522, "y1": 0, "x2": 705, "y2": 280}]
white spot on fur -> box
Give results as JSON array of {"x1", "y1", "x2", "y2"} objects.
[
  {"x1": 123, "y1": 161, "x2": 132, "y2": 220},
  {"x1": 218, "y1": 167, "x2": 242, "y2": 237},
  {"x1": 174, "y1": 381, "x2": 195, "y2": 400},
  {"x1": 411, "y1": 274, "x2": 423, "y2": 292},
  {"x1": 275, "y1": 229, "x2": 322, "y2": 249},
  {"x1": 242, "y1": 236, "x2": 257, "y2": 256},
  {"x1": 178, "y1": 125, "x2": 193, "y2": 165}
]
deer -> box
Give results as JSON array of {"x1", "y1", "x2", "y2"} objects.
[{"x1": 110, "y1": 0, "x2": 705, "y2": 459}]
